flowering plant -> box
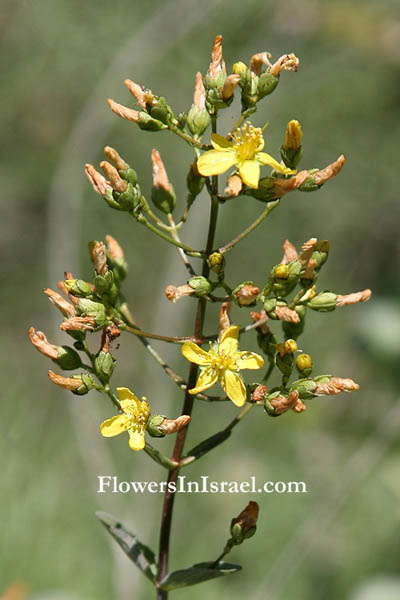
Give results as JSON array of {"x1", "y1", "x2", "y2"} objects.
[{"x1": 30, "y1": 35, "x2": 370, "y2": 598}]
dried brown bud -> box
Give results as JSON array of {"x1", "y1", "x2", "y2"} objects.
[
  {"x1": 159, "y1": 415, "x2": 191, "y2": 435},
  {"x1": 232, "y1": 501, "x2": 259, "y2": 534},
  {"x1": 105, "y1": 234, "x2": 125, "y2": 262},
  {"x1": 336, "y1": 289, "x2": 371, "y2": 307},
  {"x1": 251, "y1": 384, "x2": 267, "y2": 403},
  {"x1": 151, "y1": 149, "x2": 171, "y2": 193},
  {"x1": 272, "y1": 170, "x2": 309, "y2": 199},
  {"x1": 221, "y1": 74, "x2": 240, "y2": 100},
  {"x1": 207, "y1": 34, "x2": 226, "y2": 78},
  {"x1": 85, "y1": 164, "x2": 111, "y2": 196},
  {"x1": 101, "y1": 324, "x2": 121, "y2": 352},
  {"x1": 270, "y1": 390, "x2": 306, "y2": 415},
  {"x1": 302, "y1": 258, "x2": 318, "y2": 280},
  {"x1": 48, "y1": 370, "x2": 82, "y2": 391},
  {"x1": 249, "y1": 51, "x2": 272, "y2": 75},
  {"x1": 103, "y1": 146, "x2": 129, "y2": 170},
  {"x1": 281, "y1": 239, "x2": 299, "y2": 264},
  {"x1": 165, "y1": 284, "x2": 194, "y2": 303},
  {"x1": 224, "y1": 174, "x2": 243, "y2": 197},
  {"x1": 250, "y1": 310, "x2": 270, "y2": 335},
  {"x1": 235, "y1": 284, "x2": 260, "y2": 307},
  {"x1": 99, "y1": 161, "x2": 128, "y2": 193},
  {"x1": 314, "y1": 377, "x2": 359, "y2": 396},
  {"x1": 107, "y1": 98, "x2": 140, "y2": 123},
  {"x1": 219, "y1": 301, "x2": 231, "y2": 336},
  {"x1": 124, "y1": 78, "x2": 147, "y2": 109},
  {"x1": 89, "y1": 241, "x2": 108, "y2": 275},
  {"x1": 269, "y1": 53, "x2": 299, "y2": 77},
  {"x1": 44, "y1": 288, "x2": 77, "y2": 317},
  {"x1": 274, "y1": 305, "x2": 301, "y2": 323},
  {"x1": 313, "y1": 155, "x2": 345, "y2": 185},
  {"x1": 193, "y1": 72, "x2": 206, "y2": 109},
  {"x1": 299, "y1": 237, "x2": 318, "y2": 268},
  {"x1": 60, "y1": 316, "x2": 96, "y2": 332},
  {"x1": 29, "y1": 327, "x2": 58, "y2": 360}
]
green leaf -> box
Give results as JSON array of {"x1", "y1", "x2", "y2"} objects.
[
  {"x1": 159, "y1": 561, "x2": 242, "y2": 591},
  {"x1": 96, "y1": 511, "x2": 157, "y2": 583}
]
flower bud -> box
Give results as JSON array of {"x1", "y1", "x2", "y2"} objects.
[
  {"x1": 105, "y1": 234, "x2": 128, "y2": 282},
  {"x1": 281, "y1": 120, "x2": 303, "y2": 168},
  {"x1": 94, "y1": 270, "x2": 115, "y2": 295},
  {"x1": 149, "y1": 96, "x2": 174, "y2": 125},
  {"x1": 147, "y1": 414, "x2": 191, "y2": 438},
  {"x1": 274, "y1": 264, "x2": 290, "y2": 280},
  {"x1": 281, "y1": 239, "x2": 298, "y2": 264},
  {"x1": 103, "y1": 146, "x2": 129, "y2": 171},
  {"x1": 274, "y1": 306, "x2": 300, "y2": 323},
  {"x1": 88, "y1": 241, "x2": 108, "y2": 276},
  {"x1": 336, "y1": 289, "x2": 371, "y2": 307},
  {"x1": 313, "y1": 155, "x2": 345, "y2": 185},
  {"x1": 265, "y1": 389, "x2": 306, "y2": 416},
  {"x1": 48, "y1": 370, "x2": 94, "y2": 395},
  {"x1": 187, "y1": 72, "x2": 211, "y2": 136},
  {"x1": 221, "y1": 74, "x2": 240, "y2": 101},
  {"x1": 307, "y1": 291, "x2": 337, "y2": 312},
  {"x1": 290, "y1": 378, "x2": 318, "y2": 400},
  {"x1": 271, "y1": 260, "x2": 302, "y2": 296},
  {"x1": 233, "y1": 282, "x2": 260, "y2": 307},
  {"x1": 250, "y1": 384, "x2": 268, "y2": 403},
  {"x1": 230, "y1": 501, "x2": 259, "y2": 544},
  {"x1": 208, "y1": 251, "x2": 225, "y2": 275},
  {"x1": 269, "y1": 53, "x2": 299, "y2": 77},
  {"x1": 232, "y1": 61, "x2": 247, "y2": 76},
  {"x1": 296, "y1": 353, "x2": 313, "y2": 377},
  {"x1": 187, "y1": 162, "x2": 205, "y2": 200},
  {"x1": 257, "y1": 71, "x2": 279, "y2": 99},
  {"x1": 314, "y1": 376, "x2": 359, "y2": 395},
  {"x1": 206, "y1": 34, "x2": 226, "y2": 81},
  {"x1": 282, "y1": 304, "x2": 306, "y2": 339},
  {"x1": 124, "y1": 78, "x2": 147, "y2": 109},
  {"x1": 60, "y1": 316, "x2": 96, "y2": 333},
  {"x1": 76, "y1": 299, "x2": 108, "y2": 329},
  {"x1": 188, "y1": 276, "x2": 212, "y2": 296},
  {"x1": 44, "y1": 288, "x2": 76, "y2": 318},
  {"x1": 100, "y1": 161, "x2": 128, "y2": 193},
  {"x1": 245, "y1": 176, "x2": 275, "y2": 201},
  {"x1": 151, "y1": 149, "x2": 176, "y2": 214},
  {"x1": 64, "y1": 279, "x2": 93, "y2": 298},
  {"x1": 165, "y1": 284, "x2": 195, "y2": 303},
  {"x1": 276, "y1": 339, "x2": 298, "y2": 357},
  {"x1": 94, "y1": 350, "x2": 115, "y2": 384},
  {"x1": 85, "y1": 164, "x2": 112, "y2": 197}
]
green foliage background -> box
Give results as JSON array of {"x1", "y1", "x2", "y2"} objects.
[{"x1": 2, "y1": 0, "x2": 400, "y2": 598}]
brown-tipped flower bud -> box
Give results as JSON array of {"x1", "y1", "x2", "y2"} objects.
[
  {"x1": 272, "y1": 170, "x2": 309, "y2": 198},
  {"x1": 250, "y1": 310, "x2": 270, "y2": 336},
  {"x1": 103, "y1": 146, "x2": 129, "y2": 170},
  {"x1": 307, "y1": 291, "x2": 337, "y2": 312},
  {"x1": 230, "y1": 501, "x2": 259, "y2": 543},
  {"x1": 267, "y1": 389, "x2": 306, "y2": 416},
  {"x1": 44, "y1": 288, "x2": 76, "y2": 318},
  {"x1": 233, "y1": 282, "x2": 260, "y2": 307},
  {"x1": 219, "y1": 302, "x2": 231, "y2": 336},
  {"x1": 250, "y1": 384, "x2": 267, "y2": 403},
  {"x1": 224, "y1": 174, "x2": 243, "y2": 197},
  {"x1": 314, "y1": 377, "x2": 359, "y2": 395},
  {"x1": 48, "y1": 370, "x2": 94, "y2": 395},
  {"x1": 221, "y1": 74, "x2": 240, "y2": 101},
  {"x1": 296, "y1": 353, "x2": 313, "y2": 377},
  {"x1": 165, "y1": 284, "x2": 195, "y2": 303},
  {"x1": 29, "y1": 328, "x2": 58, "y2": 360},
  {"x1": 249, "y1": 52, "x2": 272, "y2": 75},
  {"x1": 107, "y1": 98, "x2": 140, "y2": 122},
  {"x1": 281, "y1": 239, "x2": 299, "y2": 264},
  {"x1": 193, "y1": 72, "x2": 206, "y2": 110},
  {"x1": 274, "y1": 306, "x2": 301, "y2": 323},
  {"x1": 299, "y1": 238, "x2": 318, "y2": 268},
  {"x1": 313, "y1": 155, "x2": 345, "y2": 185},
  {"x1": 207, "y1": 34, "x2": 226, "y2": 79},
  {"x1": 269, "y1": 53, "x2": 299, "y2": 77},
  {"x1": 302, "y1": 258, "x2": 318, "y2": 280},
  {"x1": 100, "y1": 161, "x2": 128, "y2": 193},
  {"x1": 64, "y1": 279, "x2": 93, "y2": 298},
  {"x1": 151, "y1": 149, "x2": 176, "y2": 214},
  {"x1": 187, "y1": 73, "x2": 211, "y2": 136},
  {"x1": 85, "y1": 164, "x2": 112, "y2": 197},
  {"x1": 336, "y1": 289, "x2": 372, "y2": 307},
  {"x1": 146, "y1": 415, "x2": 190, "y2": 438},
  {"x1": 124, "y1": 78, "x2": 147, "y2": 109},
  {"x1": 105, "y1": 234, "x2": 125, "y2": 262},
  {"x1": 88, "y1": 241, "x2": 108, "y2": 276},
  {"x1": 60, "y1": 316, "x2": 96, "y2": 332}
]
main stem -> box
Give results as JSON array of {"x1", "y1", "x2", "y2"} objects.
[{"x1": 156, "y1": 172, "x2": 219, "y2": 596}]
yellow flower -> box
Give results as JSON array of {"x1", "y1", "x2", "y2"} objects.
[
  {"x1": 100, "y1": 387, "x2": 150, "y2": 451},
  {"x1": 197, "y1": 122, "x2": 295, "y2": 189},
  {"x1": 182, "y1": 325, "x2": 264, "y2": 407}
]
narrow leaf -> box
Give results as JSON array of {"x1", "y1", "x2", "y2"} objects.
[
  {"x1": 182, "y1": 429, "x2": 231, "y2": 465},
  {"x1": 144, "y1": 443, "x2": 179, "y2": 470},
  {"x1": 96, "y1": 511, "x2": 157, "y2": 582},
  {"x1": 159, "y1": 561, "x2": 242, "y2": 591}
]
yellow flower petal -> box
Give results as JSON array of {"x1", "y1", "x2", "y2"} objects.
[
  {"x1": 100, "y1": 414, "x2": 130, "y2": 437},
  {"x1": 197, "y1": 149, "x2": 237, "y2": 177},
  {"x1": 128, "y1": 429, "x2": 145, "y2": 451},
  {"x1": 235, "y1": 351, "x2": 264, "y2": 370},
  {"x1": 189, "y1": 366, "x2": 218, "y2": 395},
  {"x1": 211, "y1": 133, "x2": 235, "y2": 151},
  {"x1": 239, "y1": 160, "x2": 260, "y2": 188},
  {"x1": 120, "y1": 398, "x2": 138, "y2": 412},
  {"x1": 221, "y1": 370, "x2": 247, "y2": 407},
  {"x1": 117, "y1": 386, "x2": 140, "y2": 403},
  {"x1": 219, "y1": 325, "x2": 240, "y2": 355},
  {"x1": 256, "y1": 152, "x2": 296, "y2": 175},
  {"x1": 181, "y1": 342, "x2": 212, "y2": 366}
]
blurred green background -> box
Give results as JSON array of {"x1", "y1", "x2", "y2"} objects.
[{"x1": 2, "y1": 0, "x2": 400, "y2": 598}]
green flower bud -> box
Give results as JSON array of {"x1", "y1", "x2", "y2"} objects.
[
  {"x1": 151, "y1": 182, "x2": 176, "y2": 214},
  {"x1": 76, "y1": 299, "x2": 108, "y2": 329},
  {"x1": 187, "y1": 163, "x2": 205, "y2": 199},
  {"x1": 64, "y1": 279, "x2": 93, "y2": 298},
  {"x1": 282, "y1": 305, "x2": 306, "y2": 339},
  {"x1": 307, "y1": 291, "x2": 337, "y2": 312},
  {"x1": 290, "y1": 378, "x2": 318, "y2": 400},
  {"x1": 94, "y1": 350, "x2": 115, "y2": 384},
  {"x1": 230, "y1": 522, "x2": 244, "y2": 544},
  {"x1": 186, "y1": 105, "x2": 211, "y2": 137},
  {"x1": 55, "y1": 346, "x2": 82, "y2": 370},
  {"x1": 137, "y1": 111, "x2": 167, "y2": 132},
  {"x1": 271, "y1": 260, "x2": 302, "y2": 296},
  {"x1": 276, "y1": 352, "x2": 294, "y2": 377},
  {"x1": 74, "y1": 373, "x2": 95, "y2": 395},
  {"x1": 257, "y1": 72, "x2": 279, "y2": 99},
  {"x1": 264, "y1": 391, "x2": 281, "y2": 417},
  {"x1": 177, "y1": 112, "x2": 187, "y2": 129},
  {"x1": 208, "y1": 252, "x2": 225, "y2": 274},
  {"x1": 146, "y1": 415, "x2": 167, "y2": 438},
  {"x1": 149, "y1": 96, "x2": 174, "y2": 124},
  {"x1": 298, "y1": 170, "x2": 320, "y2": 192},
  {"x1": 94, "y1": 270, "x2": 114, "y2": 294},
  {"x1": 244, "y1": 176, "x2": 275, "y2": 201},
  {"x1": 296, "y1": 353, "x2": 313, "y2": 377},
  {"x1": 281, "y1": 146, "x2": 303, "y2": 170},
  {"x1": 188, "y1": 276, "x2": 212, "y2": 296},
  {"x1": 118, "y1": 167, "x2": 138, "y2": 186}
]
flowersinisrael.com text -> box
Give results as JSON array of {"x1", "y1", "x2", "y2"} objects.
[{"x1": 97, "y1": 475, "x2": 307, "y2": 494}]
